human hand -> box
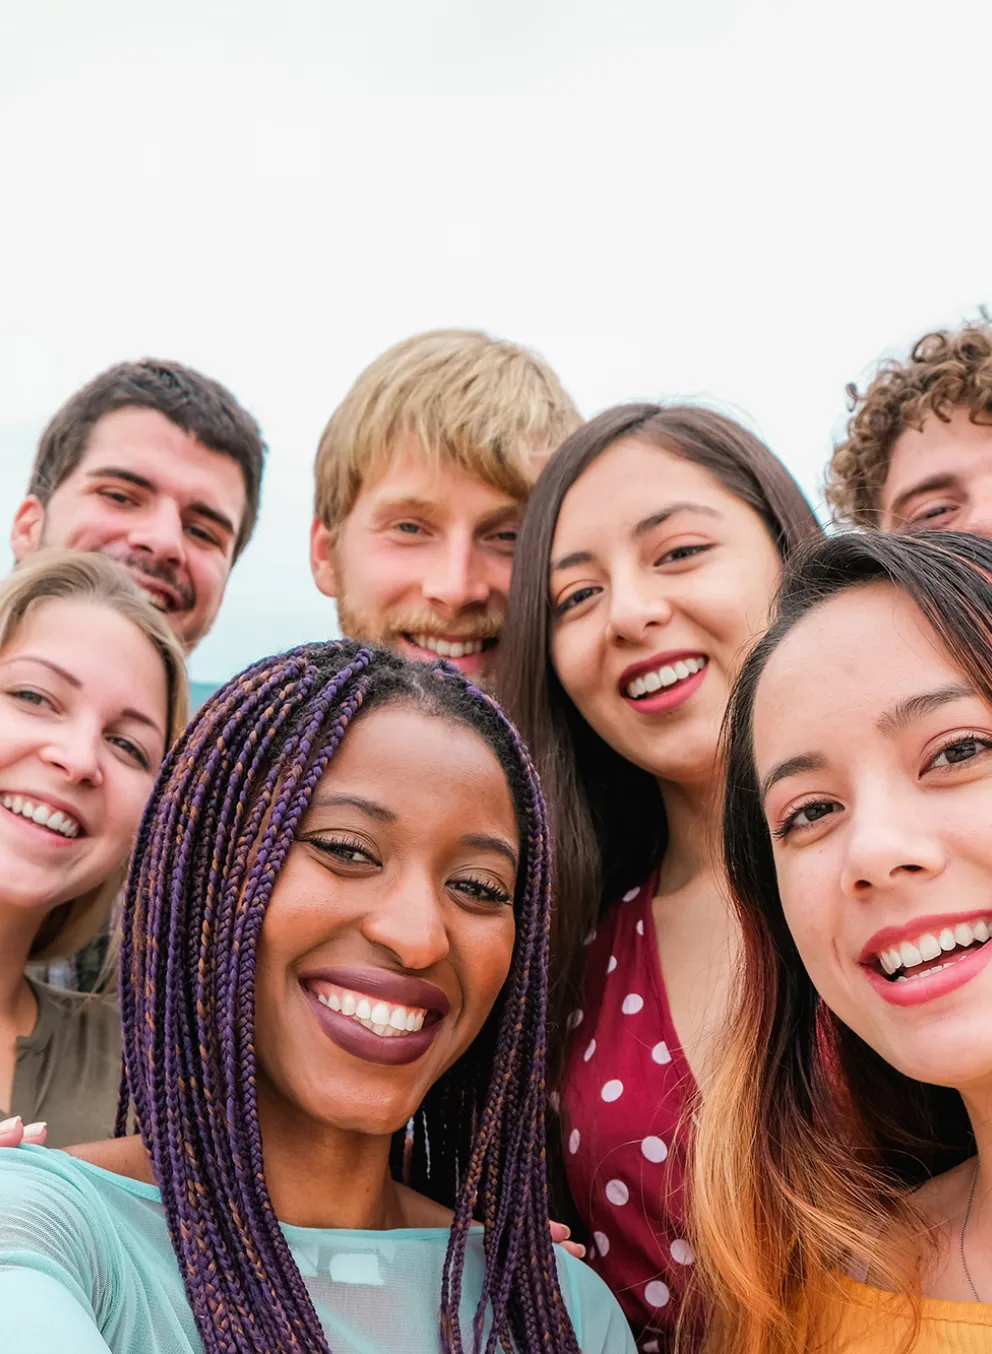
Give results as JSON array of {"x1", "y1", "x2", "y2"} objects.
[
  {"x1": 550, "y1": 1219, "x2": 586, "y2": 1259},
  {"x1": 0, "y1": 1116, "x2": 47, "y2": 1148}
]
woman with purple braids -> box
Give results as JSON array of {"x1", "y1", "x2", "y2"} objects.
[{"x1": 0, "y1": 639, "x2": 633, "y2": 1354}]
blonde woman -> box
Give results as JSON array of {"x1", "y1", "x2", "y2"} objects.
[
  {"x1": 0, "y1": 550, "x2": 187, "y2": 1148},
  {"x1": 693, "y1": 529, "x2": 992, "y2": 1353}
]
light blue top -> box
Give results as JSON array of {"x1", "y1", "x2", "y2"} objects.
[{"x1": 0, "y1": 1147, "x2": 635, "y2": 1353}]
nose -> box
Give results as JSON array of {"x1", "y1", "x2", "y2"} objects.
[
  {"x1": 422, "y1": 534, "x2": 492, "y2": 613},
  {"x1": 127, "y1": 499, "x2": 185, "y2": 566},
  {"x1": 840, "y1": 784, "x2": 946, "y2": 899},
  {"x1": 605, "y1": 569, "x2": 674, "y2": 645},
  {"x1": 40, "y1": 720, "x2": 103, "y2": 788},
  {"x1": 361, "y1": 872, "x2": 451, "y2": 972}
]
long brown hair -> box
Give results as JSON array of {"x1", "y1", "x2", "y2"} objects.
[
  {"x1": 497, "y1": 403, "x2": 822, "y2": 1071},
  {"x1": 693, "y1": 530, "x2": 988, "y2": 1354}
]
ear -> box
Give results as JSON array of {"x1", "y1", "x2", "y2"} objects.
[
  {"x1": 310, "y1": 517, "x2": 339, "y2": 598},
  {"x1": 10, "y1": 497, "x2": 46, "y2": 561}
]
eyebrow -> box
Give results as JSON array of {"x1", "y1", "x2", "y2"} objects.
[
  {"x1": 460, "y1": 832, "x2": 519, "y2": 871},
  {"x1": 311, "y1": 792, "x2": 397, "y2": 821},
  {"x1": 371, "y1": 494, "x2": 521, "y2": 528},
  {"x1": 0, "y1": 655, "x2": 165, "y2": 735},
  {"x1": 85, "y1": 466, "x2": 237, "y2": 538},
  {"x1": 887, "y1": 473, "x2": 961, "y2": 521},
  {"x1": 759, "y1": 683, "x2": 976, "y2": 799},
  {"x1": 550, "y1": 501, "x2": 722, "y2": 575}
]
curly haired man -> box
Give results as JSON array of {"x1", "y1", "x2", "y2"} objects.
[{"x1": 825, "y1": 318, "x2": 992, "y2": 535}]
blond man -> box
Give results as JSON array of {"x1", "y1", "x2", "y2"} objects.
[
  {"x1": 826, "y1": 319, "x2": 992, "y2": 535},
  {"x1": 311, "y1": 329, "x2": 580, "y2": 682}
]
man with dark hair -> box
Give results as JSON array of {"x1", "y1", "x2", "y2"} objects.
[
  {"x1": 825, "y1": 318, "x2": 992, "y2": 536},
  {"x1": 11, "y1": 358, "x2": 266, "y2": 651}
]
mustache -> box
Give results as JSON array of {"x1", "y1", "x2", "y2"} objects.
[
  {"x1": 103, "y1": 550, "x2": 196, "y2": 611},
  {"x1": 388, "y1": 610, "x2": 502, "y2": 642}
]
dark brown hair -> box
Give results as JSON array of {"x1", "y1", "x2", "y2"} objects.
[
  {"x1": 826, "y1": 318, "x2": 992, "y2": 527},
  {"x1": 28, "y1": 359, "x2": 267, "y2": 558},
  {"x1": 497, "y1": 403, "x2": 823, "y2": 1075},
  {"x1": 693, "y1": 530, "x2": 983, "y2": 1354}
]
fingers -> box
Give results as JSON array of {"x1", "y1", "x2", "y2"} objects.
[
  {"x1": 0, "y1": 1117, "x2": 47, "y2": 1148},
  {"x1": 549, "y1": 1219, "x2": 587, "y2": 1259}
]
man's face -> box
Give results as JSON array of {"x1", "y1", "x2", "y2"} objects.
[
  {"x1": 310, "y1": 443, "x2": 522, "y2": 681},
  {"x1": 11, "y1": 407, "x2": 247, "y2": 651},
  {"x1": 880, "y1": 407, "x2": 992, "y2": 538}
]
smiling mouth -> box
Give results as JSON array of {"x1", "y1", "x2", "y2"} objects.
[
  {"x1": 133, "y1": 577, "x2": 178, "y2": 613},
  {"x1": 870, "y1": 917, "x2": 992, "y2": 983},
  {"x1": 402, "y1": 634, "x2": 497, "y2": 661},
  {"x1": 623, "y1": 655, "x2": 708, "y2": 700},
  {"x1": 306, "y1": 979, "x2": 442, "y2": 1038},
  {"x1": 1, "y1": 794, "x2": 82, "y2": 838}
]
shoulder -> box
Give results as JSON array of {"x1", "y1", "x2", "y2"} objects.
[
  {"x1": 0, "y1": 1145, "x2": 109, "y2": 1234},
  {"x1": 554, "y1": 1248, "x2": 637, "y2": 1352}
]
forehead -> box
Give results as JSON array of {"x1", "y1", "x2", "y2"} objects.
[
  {"x1": 882, "y1": 408, "x2": 992, "y2": 510},
  {"x1": 553, "y1": 436, "x2": 759, "y2": 544},
  {"x1": 2, "y1": 597, "x2": 165, "y2": 709},
  {"x1": 72, "y1": 408, "x2": 247, "y2": 512},
  {"x1": 317, "y1": 702, "x2": 518, "y2": 827},
  {"x1": 753, "y1": 585, "x2": 961, "y2": 763},
  {"x1": 352, "y1": 442, "x2": 522, "y2": 523}
]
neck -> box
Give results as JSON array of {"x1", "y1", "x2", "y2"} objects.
[
  {"x1": 0, "y1": 901, "x2": 42, "y2": 1021},
  {"x1": 656, "y1": 768, "x2": 723, "y2": 892},
  {"x1": 959, "y1": 1085, "x2": 992, "y2": 1263},
  {"x1": 256, "y1": 1084, "x2": 405, "y2": 1230}
]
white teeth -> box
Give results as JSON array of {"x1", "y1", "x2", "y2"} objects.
[
  {"x1": 314, "y1": 985, "x2": 429, "y2": 1038},
  {"x1": 918, "y1": 933, "x2": 942, "y2": 962},
  {"x1": 1, "y1": 794, "x2": 81, "y2": 838},
  {"x1": 900, "y1": 941, "x2": 923, "y2": 969},
  {"x1": 624, "y1": 656, "x2": 707, "y2": 699},
  {"x1": 876, "y1": 916, "x2": 992, "y2": 977},
  {"x1": 412, "y1": 634, "x2": 485, "y2": 658}
]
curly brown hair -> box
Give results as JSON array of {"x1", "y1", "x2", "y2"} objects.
[{"x1": 825, "y1": 320, "x2": 992, "y2": 526}]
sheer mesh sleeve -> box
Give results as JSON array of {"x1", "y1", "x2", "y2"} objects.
[{"x1": 0, "y1": 1147, "x2": 114, "y2": 1352}]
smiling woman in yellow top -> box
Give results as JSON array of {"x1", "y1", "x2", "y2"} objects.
[{"x1": 690, "y1": 530, "x2": 992, "y2": 1354}]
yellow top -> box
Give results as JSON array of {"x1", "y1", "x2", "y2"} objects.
[{"x1": 811, "y1": 1276, "x2": 992, "y2": 1352}]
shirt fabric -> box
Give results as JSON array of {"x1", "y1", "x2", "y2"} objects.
[
  {"x1": 0, "y1": 1146, "x2": 636, "y2": 1354},
  {"x1": 4, "y1": 978, "x2": 121, "y2": 1148},
  {"x1": 560, "y1": 877, "x2": 697, "y2": 1353},
  {"x1": 806, "y1": 1275, "x2": 992, "y2": 1352}
]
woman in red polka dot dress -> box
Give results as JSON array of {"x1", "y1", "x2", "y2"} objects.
[{"x1": 498, "y1": 404, "x2": 822, "y2": 1351}]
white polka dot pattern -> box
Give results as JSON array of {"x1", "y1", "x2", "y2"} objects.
[
  {"x1": 621, "y1": 993, "x2": 644, "y2": 1015},
  {"x1": 644, "y1": 1280, "x2": 670, "y2": 1308},
  {"x1": 593, "y1": 1230, "x2": 610, "y2": 1257},
  {"x1": 583, "y1": 1038, "x2": 596, "y2": 1062},
  {"x1": 641, "y1": 1135, "x2": 668, "y2": 1163},
  {"x1": 606, "y1": 954, "x2": 618, "y2": 974},
  {"x1": 568, "y1": 1128, "x2": 581, "y2": 1154},
  {"x1": 601, "y1": 1079, "x2": 624, "y2": 1102},
  {"x1": 605, "y1": 1179, "x2": 629, "y2": 1206},
  {"x1": 650, "y1": 1040, "x2": 671, "y2": 1064},
  {"x1": 567, "y1": 1009, "x2": 583, "y2": 1030},
  {"x1": 623, "y1": 887, "x2": 640, "y2": 901},
  {"x1": 670, "y1": 1239, "x2": 695, "y2": 1265}
]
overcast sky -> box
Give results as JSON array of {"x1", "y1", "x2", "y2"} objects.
[{"x1": 2, "y1": 0, "x2": 990, "y2": 684}]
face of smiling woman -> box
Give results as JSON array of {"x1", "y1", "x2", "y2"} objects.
[
  {"x1": 252, "y1": 702, "x2": 520, "y2": 1141},
  {"x1": 753, "y1": 583, "x2": 992, "y2": 1092}
]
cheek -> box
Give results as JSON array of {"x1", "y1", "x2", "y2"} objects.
[
  {"x1": 551, "y1": 625, "x2": 600, "y2": 710},
  {"x1": 463, "y1": 920, "x2": 516, "y2": 1021}
]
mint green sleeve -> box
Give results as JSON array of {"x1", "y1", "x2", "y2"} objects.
[
  {"x1": 555, "y1": 1248, "x2": 639, "y2": 1353},
  {"x1": 0, "y1": 1150, "x2": 114, "y2": 1352}
]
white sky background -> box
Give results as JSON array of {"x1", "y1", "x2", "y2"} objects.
[{"x1": 1, "y1": 0, "x2": 990, "y2": 684}]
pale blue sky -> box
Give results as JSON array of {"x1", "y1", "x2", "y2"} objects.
[{"x1": 1, "y1": 0, "x2": 990, "y2": 684}]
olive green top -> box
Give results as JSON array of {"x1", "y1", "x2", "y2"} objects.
[{"x1": 3, "y1": 979, "x2": 121, "y2": 1148}]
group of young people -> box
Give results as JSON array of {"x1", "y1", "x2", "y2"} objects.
[{"x1": 0, "y1": 317, "x2": 991, "y2": 1353}]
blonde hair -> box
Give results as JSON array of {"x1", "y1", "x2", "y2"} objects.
[
  {"x1": 313, "y1": 329, "x2": 581, "y2": 531},
  {"x1": 0, "y1": 549, "x2": 190, "y2": 962}
]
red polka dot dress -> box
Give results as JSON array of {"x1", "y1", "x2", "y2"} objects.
[{"x1": 559, "y1": 876, "x2": 698, "y2": 1354}]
